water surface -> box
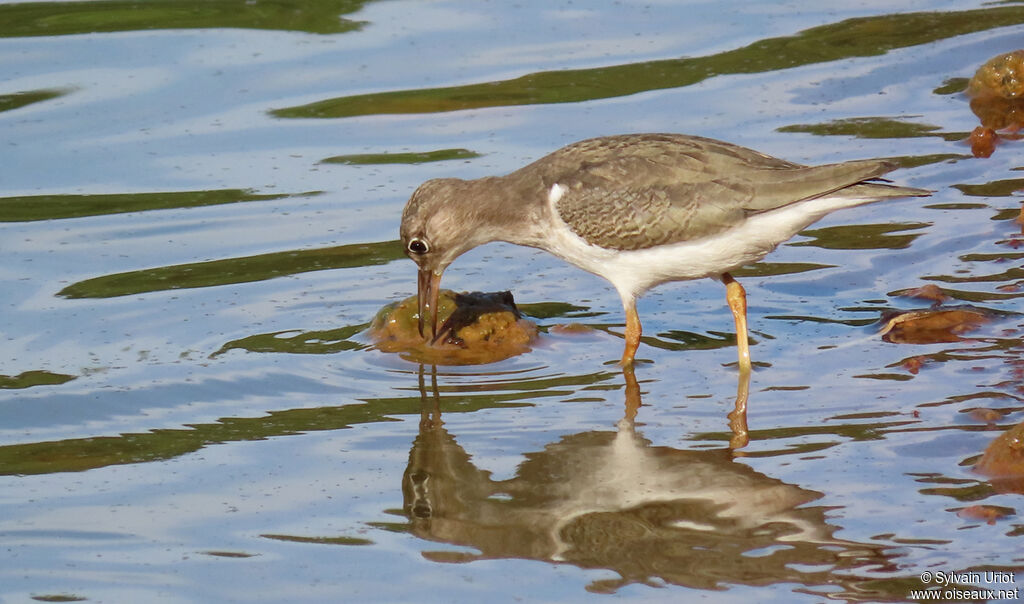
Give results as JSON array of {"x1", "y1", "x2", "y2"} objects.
[{"x1": 2, "y1": 1, "x2": 1024, "y2": 602}]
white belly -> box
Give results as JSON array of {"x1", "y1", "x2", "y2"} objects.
[{"x1": 542, "y1": 193, "x2": 880, "y2": 299}]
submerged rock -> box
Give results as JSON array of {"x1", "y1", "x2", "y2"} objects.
[
  {"x1": 975, "y1": 420, "x2": 1024, "y2": 494},
  {"x1": 878, "y1": 307, "x2": 990, "y2": 344},
  {"x1": 370, "y1": 289, "x2": 537, "y2": 365}
]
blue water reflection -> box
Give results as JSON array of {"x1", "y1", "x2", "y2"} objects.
[{"x1": 2, "y1": 0, "x2": 1024, "y2": 602}]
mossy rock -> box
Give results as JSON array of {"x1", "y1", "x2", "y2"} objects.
[{"x1": 370, "y1": 290, "x2": 537, "y2": 365}]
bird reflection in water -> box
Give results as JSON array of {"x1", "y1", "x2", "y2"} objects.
[
  {"x1": 402, "y1": 365, "x2": 896, "y2": 596},
  {"x1": 370, "y1": 288, "x2": 751, "y2": 444}
]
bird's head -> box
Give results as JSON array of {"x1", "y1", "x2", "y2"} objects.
[{"x1": 400, "y1": 178, "x2": 497, "y2": 340}]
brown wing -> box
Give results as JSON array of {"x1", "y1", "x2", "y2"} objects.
[{"x1": 528, "y1": 134, "x2": 901, "y2": 251}]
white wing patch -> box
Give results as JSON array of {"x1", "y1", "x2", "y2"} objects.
[{"x1": 547, "y1": 182, "x2": 567, "y2": 205}]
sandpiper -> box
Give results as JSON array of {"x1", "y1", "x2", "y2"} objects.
[{"x1": 400, "y1": 133, "x2": 929, "y2": 369}]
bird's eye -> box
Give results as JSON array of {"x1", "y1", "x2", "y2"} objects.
[{"x1": 407, "y1": 238, "x2": 429, "y2": 255}]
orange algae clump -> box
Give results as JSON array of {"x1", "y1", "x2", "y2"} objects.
[
  {"x1": 969, "y1": 126, "x2": 997, "y2": 158},
  {"x1": 370, "y1": 289, "x2": 537, "y2": 365},
  {"x1": 968, "y1": 50, "x2": 1024, "y2": 100},
  {"x1": 894, "y1": 284, "x2": 949, "y2": 305},
  {"x1": 967, "y1": 51, "x2": 1024, "y2": 139},
  {"x1": 956, "y1": 504, "x2": 1012, "y2": 525}
]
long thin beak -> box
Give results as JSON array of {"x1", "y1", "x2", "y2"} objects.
[{"x1": 417, "y1": 268, "x2": 443, "y2": 340}]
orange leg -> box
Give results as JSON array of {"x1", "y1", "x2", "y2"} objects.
[
  {"x1": 620, "y1": 297, "x2": 642, "y2": 367},
  {"x1": 722, "y1": 273, "x2": 752, "y2": 374}
]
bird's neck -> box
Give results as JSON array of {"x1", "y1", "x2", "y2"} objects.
[{"x1": 461, "y1": 175, "x2": 549, "y2": 248}]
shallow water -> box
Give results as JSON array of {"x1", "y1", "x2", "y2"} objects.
[{"x1": 3, "y1": 1, "x2": 1024, "y2": 602}]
